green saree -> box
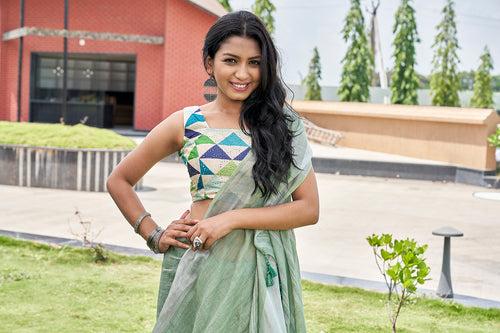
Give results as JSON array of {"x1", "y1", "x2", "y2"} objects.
[{"x1": 153, "y1": 108, "x2": 313, "y2": 333}]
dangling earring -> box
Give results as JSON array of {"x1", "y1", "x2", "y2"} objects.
[{"x1": 203, "y1": 74, "x2": 217, "y2": 102}]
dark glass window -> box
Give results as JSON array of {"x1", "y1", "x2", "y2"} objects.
[{"x1": 32, "y1": 54, "x2": 135, "y2": 104}]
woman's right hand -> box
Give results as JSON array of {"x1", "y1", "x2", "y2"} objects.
[{"x1": 158, "y1": 209, "x2": 199, "y2": 253}]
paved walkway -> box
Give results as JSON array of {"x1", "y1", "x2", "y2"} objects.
[{"x1": 1, "y1": 144, "x2": 499, "y2": 303}]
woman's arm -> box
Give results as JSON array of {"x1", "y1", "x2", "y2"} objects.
[
  {"x1": 106, "y1": 110, "x2": 189, "y2": 244},
  {"x1": 187, "y1": 167, "x2": 319, "y2": 250},
  {"x1": 224, "y1": 167, "x2": 319, "y2": 230}
]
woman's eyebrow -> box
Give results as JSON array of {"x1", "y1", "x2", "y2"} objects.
[{"x1": 222, "y1": 53, "x2": 261, "y2": 59}]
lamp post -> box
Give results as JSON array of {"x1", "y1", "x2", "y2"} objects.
[
  {"x1": 61, "y1": 0, "x2": 69, "y2": 124},
  {"x1": 432, "y1": 226, "x2": 463, "y2": 298}
]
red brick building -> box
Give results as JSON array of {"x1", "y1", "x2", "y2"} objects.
[{"x1": 0, "y1": 0, "x2": 225, "y2": 130}]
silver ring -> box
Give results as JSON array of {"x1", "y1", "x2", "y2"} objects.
[{"x1": 193, "y1": 236, "x2": 203, "y2": 250}]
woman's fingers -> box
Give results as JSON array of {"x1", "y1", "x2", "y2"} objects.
[
  {"x1": 170, "y1": 224, "x2": 192, "y2": 232},
  {"x1": 203, "y1": 238, "x2": 215, "y2": 250},
  {"x1": 186, "y1": 224, "x2": 198, "y2": 241},
  {"x1": 159, "y1": 232, "x2": 190, "y2": 250},
  {"x1": 192, "y1": 233, "x2": 210, "y2": 251},
  {"x1": 190, "y1": 230, "x2": 206, "y2": 247},
  {"x1": 170, "y1": 230, "x2": 189, "y2": 238},
  {"x1": 171, "y1": 218, "x2": 198, "y2": 226},
  {"x1": 165, "y1": 238, "x2": 190, "y2": 249},
  {"x1": 181, "y1": 219, "x2": 199, "y2": 225},
  {"x1": 179, "y1": 209, "x2": 190, "y2": 219},
  {"x1": 163, "y1": 229, "x2": 189, "y2": 240}
]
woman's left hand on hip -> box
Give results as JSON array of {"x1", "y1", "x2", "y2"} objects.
[{"x1": 186, "y1": 214, "x2": 233, "y2": 250}]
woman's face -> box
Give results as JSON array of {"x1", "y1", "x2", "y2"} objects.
[{"x1": 207, "y1": 36, "x2": 262, "y2": 102}]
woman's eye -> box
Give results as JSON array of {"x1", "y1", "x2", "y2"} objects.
[
  {"x1": 224, "y1": 59, "x2": 236, "y2": 63},
  {"x1": 251, "y1": 60, "x2": 261, "y2": 65}
]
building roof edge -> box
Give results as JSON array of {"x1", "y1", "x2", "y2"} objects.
[{"x1": 187, "y1": 0, "x2": 228, "y2": 18}]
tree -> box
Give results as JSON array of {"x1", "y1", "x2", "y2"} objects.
[
  {"x1": 470, "y1": 46, "x2": 494, "y2": 109},
  {"x1": 390, "y1": 0, "x2": 420, "y2": 105},
  {"x1": 252, "y1": 0, "x2": 276, "y2": 36},
  {"x1": 302, "y1": 47, "x2": 322, "y2": 101},
  {"x1": 217, "y1": 0, "x2": 232, "y2": 12},
  {"x1": 367, "y1": 234, "x2": 430, "y2": 333},
  {"x1": 339, "y1": 0, "x2": 373, "y2": 102},
  {"x1": 430, "y1": 0, "x2": 460, "y2": 107}
]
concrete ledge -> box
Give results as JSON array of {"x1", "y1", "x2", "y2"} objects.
[
  {"x1": 0, "y1": 144, "x2": 143, "y2": 192},
  {"x1": 312, "y1": 157, "x2": 500, "y2": 188}
]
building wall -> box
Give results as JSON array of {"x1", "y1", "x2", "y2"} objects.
[
  {"x1": 0, "y1": 1, "x2": 21, "y2": 122},
  {"x1": 0, "y1": 0, "x2": 217, "y2": 129},
  {"x1": 163, "y1": 0, "x2": 215, "y2": 120}
]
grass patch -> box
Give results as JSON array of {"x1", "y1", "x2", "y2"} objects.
[
  {"x1": 1, "y1": 236, "x2": 499, "y2": 332},
  {"x1": 0, "y1": 121, "x2": 136, "y2": 149}
]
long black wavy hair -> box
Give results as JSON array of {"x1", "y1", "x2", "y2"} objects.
[{"x1": 202, "y1": 10, "x2": 300, "y2": 200}]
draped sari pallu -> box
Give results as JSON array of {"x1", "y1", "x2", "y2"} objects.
[{"x1": 154, "y1": 109, "x2": 313, "y2": 333}]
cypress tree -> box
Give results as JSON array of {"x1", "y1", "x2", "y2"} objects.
[
  {"x1": 471, "y1": 46, "x2": 494, "y2": 109},
  {"x1": 252, "y1": 0, "x2": 276, "y2": 35},
  {"x1": 391, "y1": 0, "x2": 420, "y2": 105},
  {"x1": 303, "y1": 47, "x2": 322, "y2": 101},
  {"x1": 430, "y1": 0, "x2": 461, "y2": 107},
  {"x1": 217, "y1": 0, "x2": 232, "y2": 12},
  {"x1": 339, "y1": 0, "x2": 373, "y2": 102}
]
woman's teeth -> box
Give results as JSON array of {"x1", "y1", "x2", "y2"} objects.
[{"x1": 231, "y1": 82, "x2": 249, "y2": 90}]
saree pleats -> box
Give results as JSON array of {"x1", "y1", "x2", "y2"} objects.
[{"x1": 153, "y1": 108, "x2": 313, "y2": 332}]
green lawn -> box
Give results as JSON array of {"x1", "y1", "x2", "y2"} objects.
[
  {"x1": 0, "y1": 121, "x2": 136, "y2": 149},
  {"x1": 0, "y1": 236, "x2": 499, "y2": 333}
]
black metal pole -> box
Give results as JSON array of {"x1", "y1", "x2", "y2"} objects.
[
  {"x1": 16, "y1": 0, "x2": 25, "y2": 122},
  {"x1": 61, "y1": 0, "x2": 68, "y2": 124}
]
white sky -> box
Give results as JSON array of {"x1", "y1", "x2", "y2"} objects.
[{"x1": 230, "y1": 0, "x2": 500, "y2": 85}]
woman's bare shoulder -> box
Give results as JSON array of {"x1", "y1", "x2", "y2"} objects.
[{"x1": 156, "y1": 105, "x2": 198, "y2": 143}]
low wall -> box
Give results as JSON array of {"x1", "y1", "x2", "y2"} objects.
[
  {"x1": 292, "y1": 101, "x2": 500, "y2": 172},
  {"x1": 0, "y1": 144, "x2": 142, "y2": 192}
]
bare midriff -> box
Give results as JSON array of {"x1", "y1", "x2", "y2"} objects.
[{"x1": 189, "y1": 199, "x2": 213, "y2": 221}]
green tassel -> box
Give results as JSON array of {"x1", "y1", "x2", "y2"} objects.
[{"x1": 265, "y1": 255, "x2": 278, "y2": 287}]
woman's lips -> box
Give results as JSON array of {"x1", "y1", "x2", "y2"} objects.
[{"x1": 230, "y1": 82, "x2": 250, "y2": 92}]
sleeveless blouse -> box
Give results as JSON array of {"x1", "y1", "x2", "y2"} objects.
[{"x1": 178, "y1": 106, "x2": 252, "y2": 202}]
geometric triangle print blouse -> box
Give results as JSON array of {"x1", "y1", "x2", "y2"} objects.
[{"x1": 177, "y1": 106, "x2": 252, "y2": 202}]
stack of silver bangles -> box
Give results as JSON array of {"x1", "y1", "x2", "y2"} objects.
[
  {"x1": 146, "y1": 226, "x2": 165, "y2": 254},
  {"x1": 133, "y1": 211, "x2": 165, "y2": 254}
]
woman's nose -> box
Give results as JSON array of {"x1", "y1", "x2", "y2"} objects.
[{"x1": 235, "y1": 64, "x2": 251, "y2": 80}]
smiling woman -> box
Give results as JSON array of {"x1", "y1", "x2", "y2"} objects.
[
  {"x1": 209, "y1": 39, "x2": 262, "y2": 96},
  {"x1": 106, "y1": 10, "x2": 318, "y2": 333}
]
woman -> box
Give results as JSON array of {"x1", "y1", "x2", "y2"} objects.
[{"x1": 107, "y1": 10, "x2": 319, "y2": 333}]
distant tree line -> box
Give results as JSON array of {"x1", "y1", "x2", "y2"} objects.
[{"x1": 219, "y1": 1, "x2": 496, "y2": 109}]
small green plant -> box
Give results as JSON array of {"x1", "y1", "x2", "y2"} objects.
[
  {"x1": 367, "y1": 233, "x2": 431, "y2": 333},
  {"x1": 91, "y1": 243, "x2": 109, "y2": 263}
]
